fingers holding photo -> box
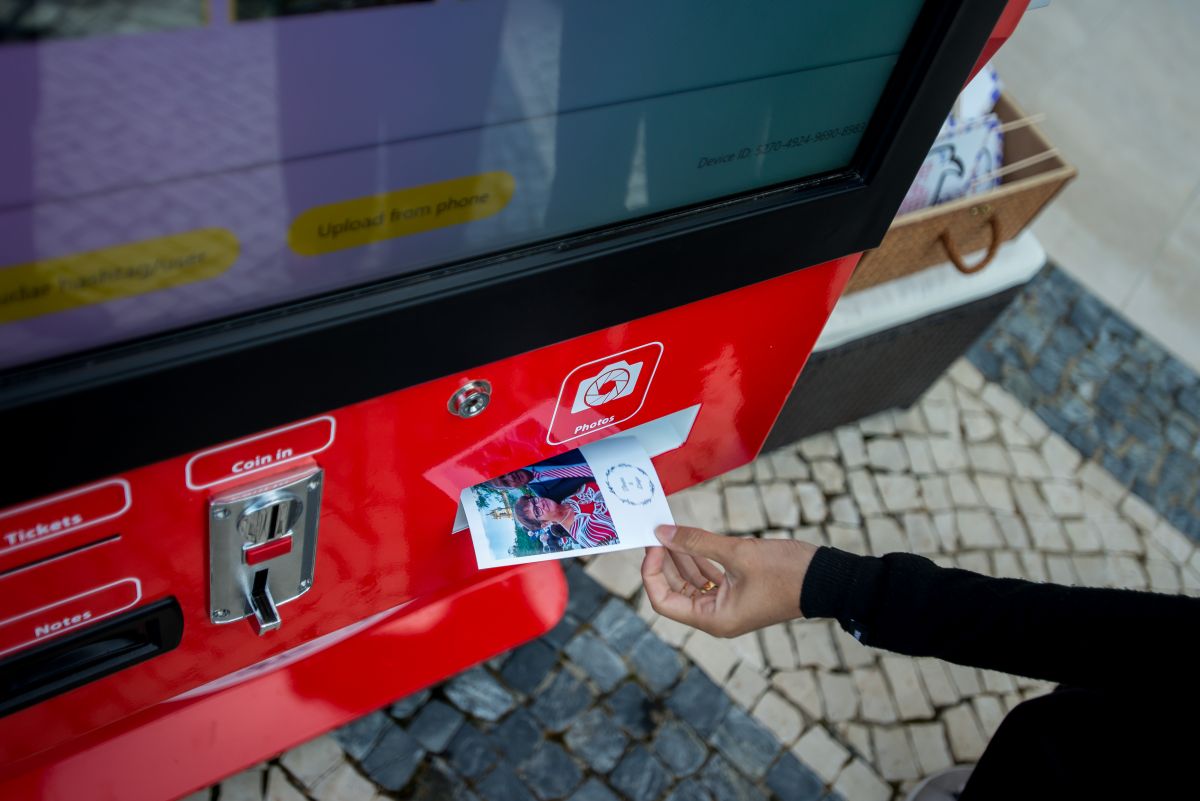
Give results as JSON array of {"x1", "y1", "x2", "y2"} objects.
[{"x1": 656, "y1": 524, "x2": 740, "y2": 567}]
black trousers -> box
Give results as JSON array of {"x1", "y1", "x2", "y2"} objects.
[{"x1": 960, "y1": 687, "x2": 1187, "y2": 800}]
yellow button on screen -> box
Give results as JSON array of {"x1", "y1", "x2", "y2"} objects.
[
  {"x1": 289, "y1": 171, "x2": 515, "y2": 256},
  {"x1": 0, "y1": 228, "x2": 239, "y2": 324}
]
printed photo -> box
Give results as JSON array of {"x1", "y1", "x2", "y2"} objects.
[
  {"x1": 461, "y1": 436, "x2": 673, "y2": 570},
  {"x1": 469, "y1": 451, "x2": 617, "y2": 560}
]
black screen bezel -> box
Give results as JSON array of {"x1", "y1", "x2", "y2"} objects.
[{"x1": 0, "y1": 0, "x2": 1007, "y2": 507}]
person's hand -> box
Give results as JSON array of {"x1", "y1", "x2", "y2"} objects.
[{"x1": 641, "y1": 524, "x2": 817, "y2": 638}]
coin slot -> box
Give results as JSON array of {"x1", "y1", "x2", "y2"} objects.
[{"x1": 249, "y1": 569, "x2": 280, "y2": 634}]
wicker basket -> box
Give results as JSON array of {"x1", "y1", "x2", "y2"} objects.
[{"x1": 846, "y1": 93, "x2": 1076, "y2": 294}]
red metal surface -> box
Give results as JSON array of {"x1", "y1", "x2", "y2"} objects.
[
  {"x1": 971, "y1": 0, "x2": 1031, "y2": 80},
  {"x1": 0, "y1": 9, "x2": 1036, "y2": 792},
  {"x1": 1, "y1": 581, "x2": 137, "y2": 659},
  {"x1": 0, "y1": 255, "x2": 857, "y2": 799},
  {"x1": 0, "y1": 3, "x2": 1035, "y2": 789},
  {"x1": 0, "y1": 480, "x2": 131, "y2": 571},
  {"x1": 0, "y1": 561, "x2": 567, "y2": 801}
]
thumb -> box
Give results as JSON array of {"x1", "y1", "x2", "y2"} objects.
[{"x1": 656, "y1": 524, "x2": 740, "y2": 565}]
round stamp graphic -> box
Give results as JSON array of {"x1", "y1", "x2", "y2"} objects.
[{"x1": 604, "y1": 463, "x2": 657, "y2": 506}]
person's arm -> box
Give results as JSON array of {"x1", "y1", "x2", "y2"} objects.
[
  {"x1": 802, "y1": 546, "x2": 1200, "y2": 693},
  {"x1": 642, "y1": 526, "x2": 1200, "y2": 695}
]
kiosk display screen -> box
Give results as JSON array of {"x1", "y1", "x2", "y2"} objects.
[{"x1": 0, "y1": 0, "x2": 926, "y2": 370}]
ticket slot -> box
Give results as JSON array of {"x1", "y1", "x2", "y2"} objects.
[
  {"x1": 0, "y1": 480, "x2": 131, "y2": 574},
  {"x1": 0, "y1": 598, "x2": 182, "y2": 719}
]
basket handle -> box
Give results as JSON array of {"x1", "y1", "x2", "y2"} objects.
[{"x1": 939, "y1": 211, "x2": 1001, "y2": 275}]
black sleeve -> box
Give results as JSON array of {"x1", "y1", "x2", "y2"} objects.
[{"x1": 799, "y1": 546, "x2": 1200, "y2": 694}]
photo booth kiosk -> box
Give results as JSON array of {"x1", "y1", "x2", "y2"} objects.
[{"x1": 0, "y1": 1, "x2": 1030, "y2": 797}]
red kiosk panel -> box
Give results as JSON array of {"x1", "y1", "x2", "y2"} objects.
[{"x1": 0, "y1": 1, "x2": 1030, "y2": 797}]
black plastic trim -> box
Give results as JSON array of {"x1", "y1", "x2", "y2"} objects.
[
  {"x1": 0, "y1": 0, "x2": 1007, "y2": 507},
  {"x1": 0, "y1": 597, "x2": 184, "y2": 718},
  {"x1": 764, "y1": 283, "x2": 1025, "y2": 451}
]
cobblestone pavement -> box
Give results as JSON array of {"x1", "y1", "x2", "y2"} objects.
[
  {"x1": 192, "y1": 358, "x2": 1200, "y2": 801},
  {"x1": 969, "y1": 264, "x2": 1200, "y2": 540}
]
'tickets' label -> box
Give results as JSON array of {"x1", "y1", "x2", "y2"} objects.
[
  {"x1": 0, "y1": 479, "x2": 131, "y2": 558},
  {"x1": 4, "y1": 513, "x2": 84, "y2": 549}
]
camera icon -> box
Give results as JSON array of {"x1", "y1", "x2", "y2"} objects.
[{"x1": 571, "y1": 359, "x2": 644, "y2": 414}]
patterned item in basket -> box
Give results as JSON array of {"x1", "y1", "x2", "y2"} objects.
[{"x1": 899, "y1": 113, "x2": 1004, "y2": 215}]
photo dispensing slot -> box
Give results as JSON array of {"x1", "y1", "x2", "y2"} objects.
[{"x1": 451, "y1": 404, "x2": 700, "y2": 534}]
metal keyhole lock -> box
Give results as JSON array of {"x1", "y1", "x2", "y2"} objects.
[{"x1": 449, "y1": 380, "x2": 492, "y2": 418}]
